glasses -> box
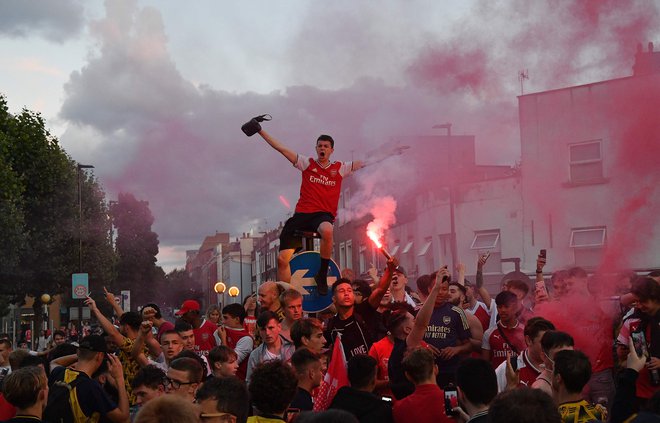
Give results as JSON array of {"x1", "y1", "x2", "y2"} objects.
[
  {"x1": 162, "y1": 376, "x2": 195, "y2": 390},
  {"x1": 199, "y1": 412, "x2": 236, "y2": 422}
]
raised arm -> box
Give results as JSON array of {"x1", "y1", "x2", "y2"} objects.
[
  {"x1": 85, "y1": 296, "x2": 124, "y2": 346},
  {"x1": 103, "y1": 287, "x2": 124, "y2": 318},
  {"x1": 407, "y1": 271, "x2": 442, "y2": 348},
  {"x1": 258, "y1": 129, "x2": 297, "y2": 165},
  {"x1": 367, "y1": 258, "x2": 398, "y2": 309},
  {"x1": 476, "y1": 253, "x2": 492, "y2": 306}
]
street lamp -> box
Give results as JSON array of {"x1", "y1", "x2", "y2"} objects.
[
  {"x1": 228, "y1": 286, "x2": 240, "y2": 303},
  {"x1": 214, "y1": 282, "x2": 226, "y2": 307},
  {"x1": 77, "y1": 164, "x2": 95, "y2": 272}
]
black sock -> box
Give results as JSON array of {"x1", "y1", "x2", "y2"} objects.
[{"x1": 318, "y1": 258, "x2": 330, "y2": 277}]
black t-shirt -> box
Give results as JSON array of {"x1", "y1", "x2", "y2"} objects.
[
  {"x1": 387, "y1": 338, "x2": 415, "y2": 400},
  {"x1": 46, "y1": 366, "x2": 117, "y2": 422},
  {"x1": 290, "y1": 387, "x2": 313, "y2": 411},
  {"x1": 325, "y1": 302, "x2": 378, "y2": 359}
]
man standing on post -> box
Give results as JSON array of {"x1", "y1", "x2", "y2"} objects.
[{"x1": 257, "y1": 129, "x2": 364, "y2": 295}]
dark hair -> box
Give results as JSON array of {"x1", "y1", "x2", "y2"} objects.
[
  {"x1": 196, "y1": 376, "x2": 250, "y2": 423},
  {"x1": 567, "y1": 267, "x2": 588, "y2": 279},
  {"x1": 648, "y1": 270, "x2": 660, "y2": 278},
  {"x1": 248, "y1": 360, "x2": 298, "y2": 415},
  {"x1": 131, "y1": 365, "x2": 166, "y2": 390},
  {"x1": 53, "y1": 330, "x2": 67, "y2": 339},
  {"x1": 331, "y1": 278, "x2": 352, "y2": 295},
  {"x1": 222, "y1": 303, "x2": 247, "y2": 324},
  {"x1": 3, "y1": 367, "x2": 46, "y2": 409},
  {"x1": 120, "y1": 312, "x2": 142, "y2": 331},
  {"x1": 383, "y1": 302, "x2": 415, "y2": 333},
  {"x1": 351, "y1": 279, "x2": 372, "y2": 298},
  {"x1": 0, "y1": 339, "x2": 12, "y2": 349},
  {"x1": 540, "y1": 331, "x2": 574, "y2": 355},
  {"x1": 631, "y1": 277, "x2": 660, "y2": 303},
  {"x1": 489, "y1": 388, "x2": 560, "y2": 423},
  {"x1": 416, "y1": 274, "x2": 434, "y2": 296},
  {"x1": 170, "y1": 356, "x2": 204, "y2": 384},
  {"x1": 208, "y1": 346, "x2": 237, "y2": 366},
  {"x1": 523, "y1": 317, "x2": 555, "y2": 340},
  {"x1": 402, "y1": 347, "x2": 434, "y2": 384},
  {"x1": 291, "y1": 348, "x2": 321, "y2": 374},
  {"x1": 505, "y1": 279, "x2": 529, "y2": 295},
  {"x1": 256, "y1": 310, "x2": 279, "y2": 329},
  {"x1": 456, "y1": 358, "x2": 497, "y2": 406},
  {"x1": 317, "y1": 134, "x2": 335, "y2": 148},
  {"x1": 553, "y1": 350, "x2": 592, "y2": 394},
  {"x1": 160, "y1": 329, "x2": 182, "y2": 341},
  {"x1": 495, "y1": 290, "x2": 518, "y2": 306},
  {"x1": 174, "y1": 320, "x2": 194, "y2": 333},
  {"x1": 291, "y1": 318, "x2": 324, "y2": 349},
  {"x1": 18, "y1": 355, "x2": 46, "y2": 373},
  {"x1": 347, "y1": 354, "x2": 377, "y2": 390},
  {"x1": 142, "y1": 303, "x2": 163, "y2": 319},
  {"x1": 48, "y1": 343, "x2": 78, "y2": 361},
  {"x1": 448, "y1": 281, "x2": 467, "y2": 296}
]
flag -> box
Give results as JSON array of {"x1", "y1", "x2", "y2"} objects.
[{"x1": 313, "y1": 333, "x2": 349, "y2": 411}]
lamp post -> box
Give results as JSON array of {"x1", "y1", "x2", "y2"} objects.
[
  {"x1": 77, "y1": 164, "x2": 95, "y2": 272},
  {"x1": 432, "y1": 124, "x2": 457, "y2": 273},
  {"x1": 214, "y1": 282, "x2": 226, "y2": 308}
]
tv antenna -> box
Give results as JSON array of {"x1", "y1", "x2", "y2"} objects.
[{"x1": 518, "y1": 69, "x2": 529, "y2": 95}]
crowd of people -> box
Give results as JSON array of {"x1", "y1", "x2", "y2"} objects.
[{"x1": 0, "y1": 252, "x2": 658, "y2": 423}]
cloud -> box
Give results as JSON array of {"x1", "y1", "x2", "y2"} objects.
[
  {"x1": 58, "y1": 0, "x2": 660, "y2": 269},
  {"x1": 0, "y1": 0, "x2": 85, "y2": 42}
]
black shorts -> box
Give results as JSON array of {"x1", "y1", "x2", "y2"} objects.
[{"x1": 279, "y1": 212, "x2": 335, "y2": 251}]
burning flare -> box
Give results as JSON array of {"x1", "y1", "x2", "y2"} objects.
[{"x1": 367, "y1": 229, "x2": 393, "y2": 261}]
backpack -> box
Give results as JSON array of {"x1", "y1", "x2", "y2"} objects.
[{"x1": 43, "y1": 369, "x2": 84, "y2": 423}]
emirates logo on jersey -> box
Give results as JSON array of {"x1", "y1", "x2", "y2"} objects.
[
  {"x1": 330, "y1": 169, "x2": 337, "y2": 177},
  {"x1": 443, "y1": 316, "x2": 452, "y2": 325}
]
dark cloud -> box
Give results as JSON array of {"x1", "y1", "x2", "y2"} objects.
[
  {"x1": 58, "y1": 0, "x2": 660, "y2": 266},
  {"x1": 0, "y1": 0, "x2": 85, "y2": 42}
]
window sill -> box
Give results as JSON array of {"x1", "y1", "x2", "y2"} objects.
[{"x1": 562, "y1": 178, "x2": 609, "y2": 188}]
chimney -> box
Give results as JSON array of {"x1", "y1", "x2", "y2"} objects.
[{"x1": 633, "y1": 41, "x2": 660, "y2": 76}]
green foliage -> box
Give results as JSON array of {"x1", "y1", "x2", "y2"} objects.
[
  {"x1": 110, "y1": 192, "x2": 163, "y2": 307},
  {"x1": 0, "y1": 95, "x2": 116, "y2": 315}
]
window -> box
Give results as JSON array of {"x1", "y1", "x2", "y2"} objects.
[
  {"x1": 439, "y1": 234, "x2": 450, "y2": 259},
  {"x1": 346, "y1": 240, "x2": 353, "y2": 270},
  {"x1": 569, "y1": 141, "x2": 603, "y2": 184},
  {"x1": 470, "y1": 231, "x2": 500, "y2": 250},
  {"x1": 339, "y1": 242, "x2": 346, "y2": 269},
  {"x1": 359, "y1": 245, "x2": 366, "y2": 274},
  {"x1": 570, "y1": 227, "x2": 606, "y2": 268},
  {"x1": 418, "y1": 238, "x2": 433, "y2": 256},
  {"x1": 390, "y1": 241, "x2": 400, "y2": 257},
  {"x1": 471, "y1": 230, "x2": 501, "y2": 274},
  {"x1": 402, "y1": 240, "x2": 414, "y2": 254}
]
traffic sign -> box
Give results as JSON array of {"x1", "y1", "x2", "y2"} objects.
[
  {"x1": 289, "y1": 251, "x2": 340, "y2": 313},
  {"x1": 72, "y1": 273, "x2": 89, "y2": 299}
]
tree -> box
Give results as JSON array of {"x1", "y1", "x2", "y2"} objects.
[
  {"x1": 0, "y1": 95, "x2": 115, "y2": 332},
  {"x1": 110, "y1": 192, "x2": 162, "y2": 308}
]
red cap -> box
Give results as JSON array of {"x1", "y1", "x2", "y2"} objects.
[{"x1": 175, "y1": 299, "x2": 200, "y2": 316}]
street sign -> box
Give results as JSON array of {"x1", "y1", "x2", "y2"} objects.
[
  {"x1": 72, "y1": 273, "x2": 89, "y2": 299},
  {"x1": 289, "y1": 251, "x2": 340, "y2": 313}
]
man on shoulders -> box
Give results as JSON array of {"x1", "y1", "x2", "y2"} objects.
[{"x1": 257, "y1": 129, "x2": 364, "y2": 294}]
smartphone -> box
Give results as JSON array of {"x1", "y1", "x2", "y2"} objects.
[
  {"x1": 540, "y1": 249, "x2": 547, "y2": 258},
  {"x1": 481, "y1": 251, "x2": 491, "y2": 260},
  {"x1": 631, "y1": 331, "x2": 649, "y2": 358},
  {"x1": 444, "y1": 384, "x2": 458, "y2": 415},
  {"x1": 381, "y1": 395, "x2": 393, "y2": 403}
]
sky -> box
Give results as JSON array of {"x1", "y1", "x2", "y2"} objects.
[{"x1": 1, "y1": 0, "x2": 658, "y2": 272}]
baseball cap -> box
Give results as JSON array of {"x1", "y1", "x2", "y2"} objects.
[
  {"x1": 175, "y1": 299, "x2": 201, "y2": 316},
  {"x1": 394, "y1": 266, "x2": 407, "y2": 277},
  {"x1": 78, "y1": 335, "x2": 107, "y2": 353}
]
